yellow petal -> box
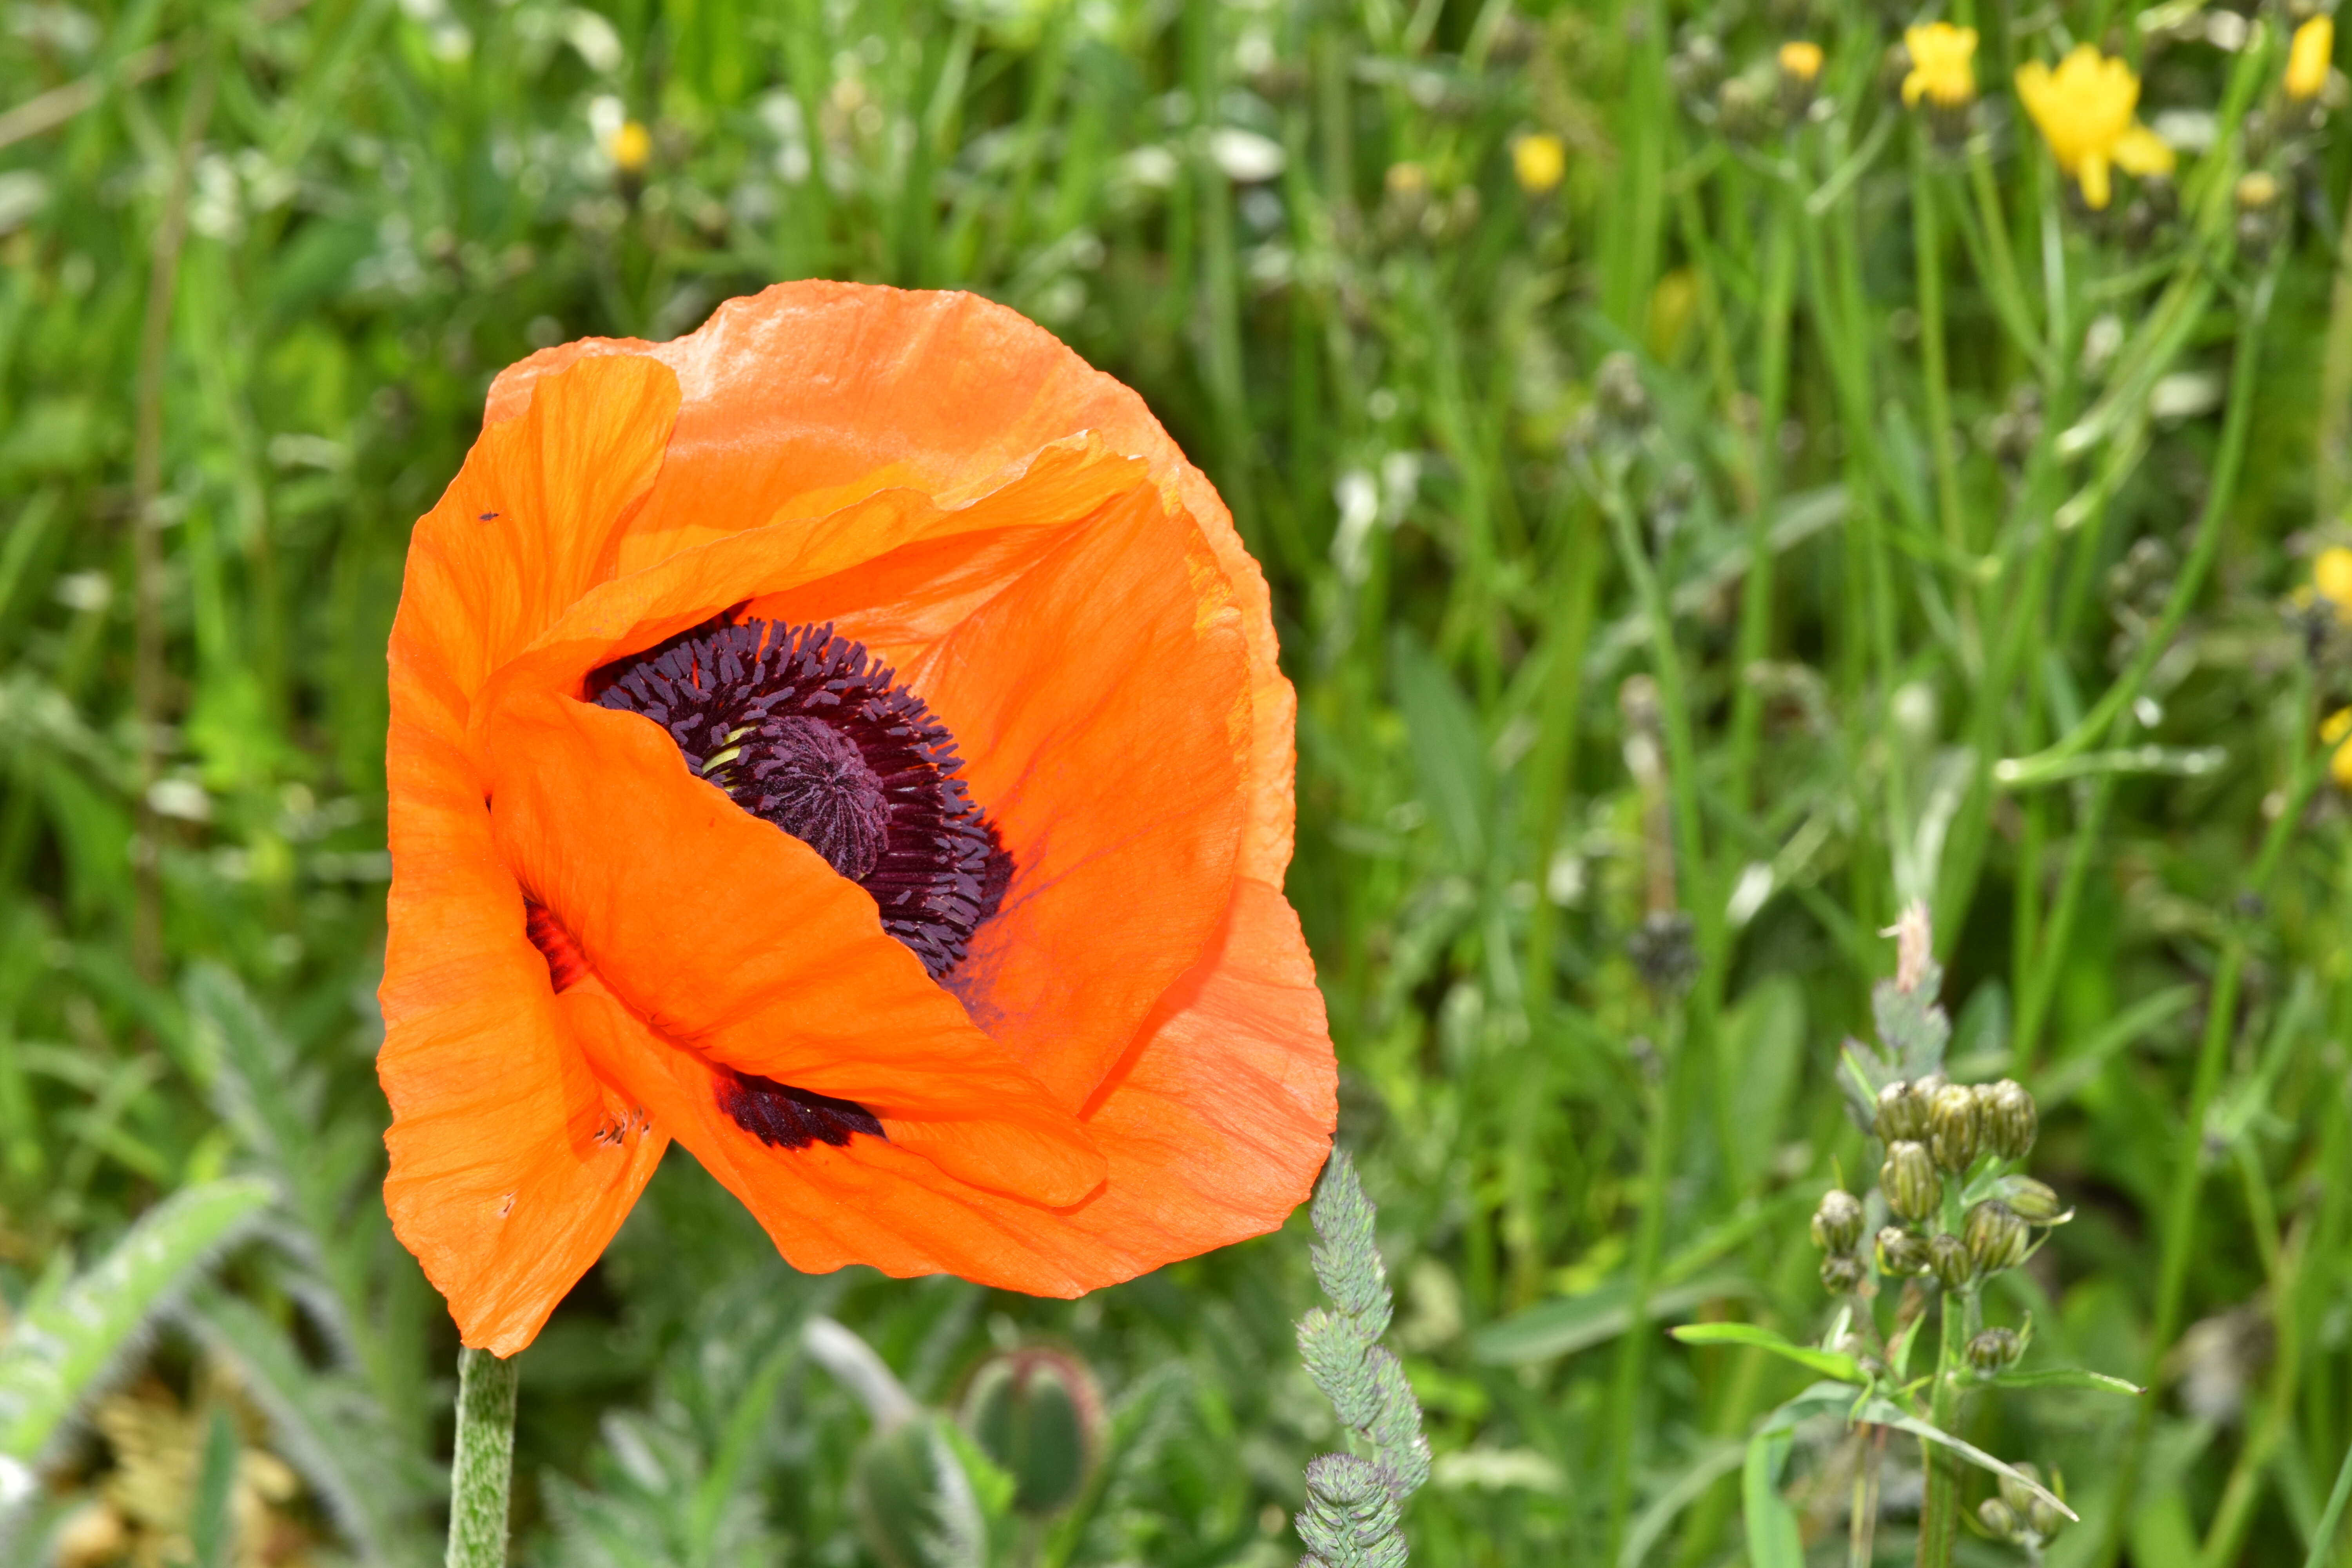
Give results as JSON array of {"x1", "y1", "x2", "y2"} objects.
[
  {"x1": 2316, "y1": 545, "x2": 2352, "y2": 609},
  {"x1": 2114, "y1": 123, "x2": 2176, "y2": 178},
  {"x1": 2078, "y1": 152, "x2": 2112, "y2": 210}
]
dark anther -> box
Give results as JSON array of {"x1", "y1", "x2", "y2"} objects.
[
  {"x1": 717, "y1": 1070, "x2": 884, "y2": 1149},
  {"x1": 592, "y1": 618, "x2": 1011, "y2": 978},
  {"x1": 525, "y1": 900, "x2": 591, "y2": 993}
]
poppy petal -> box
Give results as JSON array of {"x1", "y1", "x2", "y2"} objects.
[
  {"x1": 483, "y1": 284, "x2": 1295, "y2": 887},
  {"x1": 477, "y1": 688, "x2": 1105, "y2": 1207},
  {"x1": 550, "y1": 876, "x2": 1330, "y2": 1294},
  {"x1": 877, "y1": 487, "x2": 1254, "y2": 1108},
  {"x1": 379, "y1": 661, "x2": 668, "y2": 1355},
  {"x1": 396, "y1": 354, "x2": 679, "y2": 703}
]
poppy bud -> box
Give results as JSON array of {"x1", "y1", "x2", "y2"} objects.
[
  {"x1": 1965, "y1": 1200, "x2": 2029, "y2": 1274},
  {"x1": 1978, "y1": 1079, "x2": 2038, "y2": 1160},
  {"x1": 1979, "y1": 1497, "x2": 2021, "y2": 1541},
  {"x1": 1929, "y1": 1232, "x2": 1974, "y2": 1292},
  {"x1": 2005, "y1": 1177, "x2": 2066, "y2": 1223},
  {"x1": 1967, "y1": 1326, "x2": 2023, "y2": 1372},
  {"x1": 1928, "y1": 1081, "x2": 1982, "y2": 1171},
  {"x1": 855, "y1": 1414, "x2": 990, "y2": 1568},
  {"x1": 1881, "y1": 1140, "x2": 1942, "y2": 1223},
  {"x1": 1877, "y1": 1225, "x2": 1931, "y2": 1276},
  {"x1": 1875, "y1": 1079, "x2": 1931, "y2": 1143},
  {"x1": 960, "y1": 1347, "x2": 1102, "y2": 1514},
  {"x1": 1820, "y1": 1252, "x2": 1865, "y2": 1294},
  {"x1": 1811, "y1": 1189, "x2": 1866, "y2": 1253}
]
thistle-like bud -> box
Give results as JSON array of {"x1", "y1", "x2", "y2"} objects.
[
  {"x1": 1820, "y1": 1252, "x2": 1865, "y2": 1294},
  {"x1": 1967, "y1": 1326, "x2": 2022, "y2": 1372},
  {"x1": 1978, "y1": 1079, "x2": 2038, "y2": 1160},
  {"x1": 1965, "y1": 1200, "x2": 2029, "y2": 1275},
  {"x1": 1811, "y1": 1189, "x2": 1866, "y2": 1253},
  {"x1": 1928, "y1": 1081, "x2": 1982, "y2": 1171},
  {"x1": 1929, "y1": 1231, "x2": 1974, "y2": 1292},
  {"x1": 1978, "y1": 1497, "x2": 2021, "y2": 1541},
  {"x1": 2005, "y1": 1177, "x2": 2066, "y2": 1223},
  {"x1": 1998, "y1": 1462, "x2": 2043, "y2": 1519},
  {"x1": 1881, "y1": 1140, "x2": 1942, "y2": 1223},
  {"x1": 1877, "y1": 1225, "x2": 1932, "y2": 1276},
  {"x1": 1875, "y1": 1079, "x2": 1931, "y2": 1143}
]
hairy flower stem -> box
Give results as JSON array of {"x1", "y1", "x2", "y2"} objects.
[
  {"x1": 446, "y1": 1348, "x2": 519, "y2": 1568},
  {"x1": 1915, "y1": 1293, "x2": 1965, "y2": 1568}
]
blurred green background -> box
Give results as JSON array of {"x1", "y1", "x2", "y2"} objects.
[{"x1": 3, "y1": 0, "x2": 2351, "y2": 1563}]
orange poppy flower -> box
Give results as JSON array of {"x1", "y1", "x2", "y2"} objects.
[{"x1": 378, "y1": 283, "x2": 1338, "y2": 1354}]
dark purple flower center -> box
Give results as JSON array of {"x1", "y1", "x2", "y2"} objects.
[
  {"x1": 546, "y1": 616, "x2": 1013, "y2": 1152},
  {"x1": 715, "y1": 1071, "x2": 885, "y2": 1149}
]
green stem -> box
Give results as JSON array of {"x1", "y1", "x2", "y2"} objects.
[
  {"x1": 1603, "y1": 1009, "x2": 1684, "y2": 1565},
  {"x1": 2102, "y1": 715, "x2": 2323, "y2": 1565},
  {"x1": 2309, "y1": 1426, "x2": 2352, "y2": 1568},
  {"x1": 1916, "y1": 1290, "x2": 1967, "y2": 1568},
  {"x1": 446, "y1": 1347, "x2": 519, "y2": 1568},
  {"x1": 1727, "y1": 192, "x2": 1798, "y2": 810}
]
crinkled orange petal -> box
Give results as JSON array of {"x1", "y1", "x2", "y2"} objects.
[
  {"x1": 552, "y1": 875, "x2": 1330, "y2": 1293},
  {"x1": 483, "y1": 284, "x2": 1295, "y2": 890},
  {"x1": 478, "y1": 688, "x2": 1105, "y2": 1207},
  {"x1": 379, "y1": 653, "x2": 669, "y2": 1356},
  {"x1": 871, "y1": 487, "x2": 1253, "y2": 1107},
  {"x1": 463, "y1": 436, "x2": 1150, "y2": 726},
  {"x1": 396, "y1": 354, "x2": 679, "y2": 704}
]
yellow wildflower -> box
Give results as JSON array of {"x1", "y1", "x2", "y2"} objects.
[
  {"x1": 2326, "y1": 707, "x2": 2352, "y2": 788},
  {"x1": 1779, "y1": 40, "x2": 1826, "y2": 83},
  {"x1": 1903, "y1": 23, "x2": 1979, "y2": 108},
  {"x1": 1512, "y1": 132, "x2": 1567, "y2": 196},
  {"x1": 2287, "y1": 15, "x2": 2334, "y2": 102},
  {"x1": 2014, "y1": 45, "x2": 2176, "y2": 210},
  {"x1": 2317, "y1": 545, "x2": 2352, "y2": 613},
  {"x1": 606, "y1": 118, "x2": 653, "y2": 174}
]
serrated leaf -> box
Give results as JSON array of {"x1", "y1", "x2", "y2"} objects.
[
  {"x1": 1669, "y1": 1322, "x2": 1864, "y2": 1384},
  {"x1": 0, "y1": 1176, "x2": 273, "y2": 1462}
]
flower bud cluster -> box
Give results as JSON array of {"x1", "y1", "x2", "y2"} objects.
[
  {"x1": 1980, "y1": 1461, "x2": 2070, "y2": 1546},
  {"x1": 1811, "y1": 1187, "x2": 1867, "y2": 1293},
  {"x1": 1864, "y1": 1073, "x2": 2060, "y2": 1299}
]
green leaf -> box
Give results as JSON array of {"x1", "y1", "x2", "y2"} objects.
[
  {"x1": 1981, "y1": 1368, "x2": 2143, "y2": 1396},
  {"x1": 1742, "y1": 1429, "x2": 1803, "y2": 1568},
  {"x1": 1390, "y1": 628, "x2": 1486, "y2": 867},
  {"x1": 1669, "y1": 1322, "x2": 1864, "y2": 1383},
  {"x1": 0, "y1": 1176, "x2": 273, "y2": 1462},
  {"x1": 1471, "y1": 1276, "x2": 1754, "y2": 1365},
  {"x1": 1852, "y1": 1397, "x2": 2078, "y2": 1521}
]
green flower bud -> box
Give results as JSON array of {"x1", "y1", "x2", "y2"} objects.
[
  {"x1": 1820, "y1": 1252, "x2": 1865, "y2": 1294},
  {"x1": 1928, "y1": 1081, "x2": 1983, "y2": 1171},
  {"x1": 1967, "y1": 1326, "x2": 2022, "y2": 1372},
  {"x1": 1811, "y1": 1189, "x2": 1865, "y2": 1253},
  {"x1": 2028, "y1": 1492, "x2": 2069, "y2": 1538},
  {"x1": 1881, "y1": 1140, "x2": 1942, "y2": 1223},
  {"x1": 1978, "y1": 1497, "x2": 2021, "y2": 1542},
  {"x1": 1965, "y1": 1200, "x2": 2029, "y2": 1275},
  {"x1": 2004, "y1": 1177, "x2": 2066, "y2": 1223},
  {"x1": 1874, "y1": 1080, "x2": 1929, "y2": 1143},
  {"x1": 1998, "y1": 1462, "x2": 2043, "y2": 1520},
  {"x1": 1877, "y1": 1225, "x2": 1932, "y2": 1276},
  {"x1": 960, "y1": 1347, "x2": 1102, "y2": 1514},
  {"x1": 1929, "y1": 1232, "x2": 1974, "y2": 1292},
  {"x1": 1978, "y1": 1078, "x2": 2038, "y2": 1160}
]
